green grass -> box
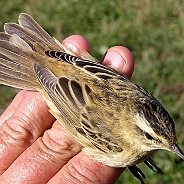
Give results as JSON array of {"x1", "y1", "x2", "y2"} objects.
[{"x1": 0, "y1": 0, "x2": 184, "y2": 183}]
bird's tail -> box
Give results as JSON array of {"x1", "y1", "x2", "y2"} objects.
[
  {"x1": 0, "y1": 13, "x2": 93, "y2": 90},
  {"x1": 0, "y1": 32, "x2": 38, "y2": 90}
]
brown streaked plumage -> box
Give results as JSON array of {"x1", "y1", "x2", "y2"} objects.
[{"x1": 0, "y1": 13, "x2": 183, "y2": 183}]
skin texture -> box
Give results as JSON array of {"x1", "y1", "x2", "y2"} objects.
[{"x1": 0, "y1": 35, "x2": 134, "y2": 184}]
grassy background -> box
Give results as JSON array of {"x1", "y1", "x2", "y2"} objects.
[{"x1": 0, "y1": 0, "x2": 184, "y2": 183}]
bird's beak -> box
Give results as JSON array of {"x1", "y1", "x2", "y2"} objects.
[{"x1": 170, "y1": 144, "x2": 184, "y2": 160}]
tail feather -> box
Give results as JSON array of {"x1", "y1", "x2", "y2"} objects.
[
  {"x1": 18, "y1": 13, "x2": 59, "y2": 47},
  {"x1": 0, "y1": 13, "x2": 97, "y2": 90},
  {"x1": 0, "y1": 32, "x2": 11, "y2": 41},
  {"x1": 0, "y1": 40, "x2": 30, "y2": 62},
  {"x1": 0, "y1": 40, "x2": 34, "y2": 75},
  {"x1": 0, "y1": 71, "x2": 36, "y2": 90},
  {"x1": 4, "y1": 23, "x2": 51, "y2": 55},
  {"x1": 4, "y1": 17, "x2": 61, "y2": 53},
  {"x1": 0, "y1": 13, "x2": 58, "y2": 90},
  {"x1": 0, "y1": 50, "x2": 37, "y2": 89},
  {"x1": 0, "y1": 36, "x2": 37, "y2": 89}
]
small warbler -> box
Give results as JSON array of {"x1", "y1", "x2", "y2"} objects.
[{"x1": 0, "y1": 13, "x2": 183, "y2": 183}]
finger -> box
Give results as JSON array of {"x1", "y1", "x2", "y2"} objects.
[
  {"x1": 1, "y1": 120, "x2": 124, "y2": 184},
  {"x1": 62, "y1": 35, "x2": 134, "y2": 79},
  {"x1": 101, "y1": 46, "x2": 134, "y2": 79},
  {"x1": 62, "y1": 35, "x2": 90, "y2": 53},
  {"x1": 0, "y1": 90, "x2": 55, "y2": 175},
  {"x1": 0, "y1": 120, "x2": 82, "y2": 184},
  {"x1": 48, "y1": 152, "x2": 125, "y2": 184}
]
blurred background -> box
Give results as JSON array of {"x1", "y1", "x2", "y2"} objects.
[{"x1": 0, "y1": 0, "x2": 184, "y2": 183}]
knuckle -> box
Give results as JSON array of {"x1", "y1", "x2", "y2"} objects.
[
  {"x1": 64, "y1": 161, "x2": 101, "y2": 184},
  {"x1": 38, "y1": 128, "x2": 82, "y2": 165},
  {"x1": 0, "y1": 117, "x2": 34, "y2": 148}
]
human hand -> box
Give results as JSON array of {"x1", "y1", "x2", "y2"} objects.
[{"x1": 0, "y1": 35, "x2": 134, "y2": 184}]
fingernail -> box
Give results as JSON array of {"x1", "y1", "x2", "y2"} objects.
[
  {"x1": 62, "y1": 40, "x2": 80, "y2": 54},
  {"x1": 101, "y1": 50, "x2": 126, "y2": 72}
]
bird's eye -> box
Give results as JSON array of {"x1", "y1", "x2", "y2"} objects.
[{"x1": 144, "y1": 132, "x2": 154, "y2": 140}]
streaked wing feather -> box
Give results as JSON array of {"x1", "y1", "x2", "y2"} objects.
[
  {"x1": 33, "y1": 62, "x2": 81, "y2": 127},
  {"x1": 34, "y1": 62, "x2": 123, "y2": 153},
  {"x1": 45, "y1": 50, "x2": 129, "y2": 80},
  {"x1": 45, "y1": 50, "x2": 78, "y2": 64}
]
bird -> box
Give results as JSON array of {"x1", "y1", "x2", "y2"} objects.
[{"x1": 0, "y1": 13, "x2": 183, "y2": 183}]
